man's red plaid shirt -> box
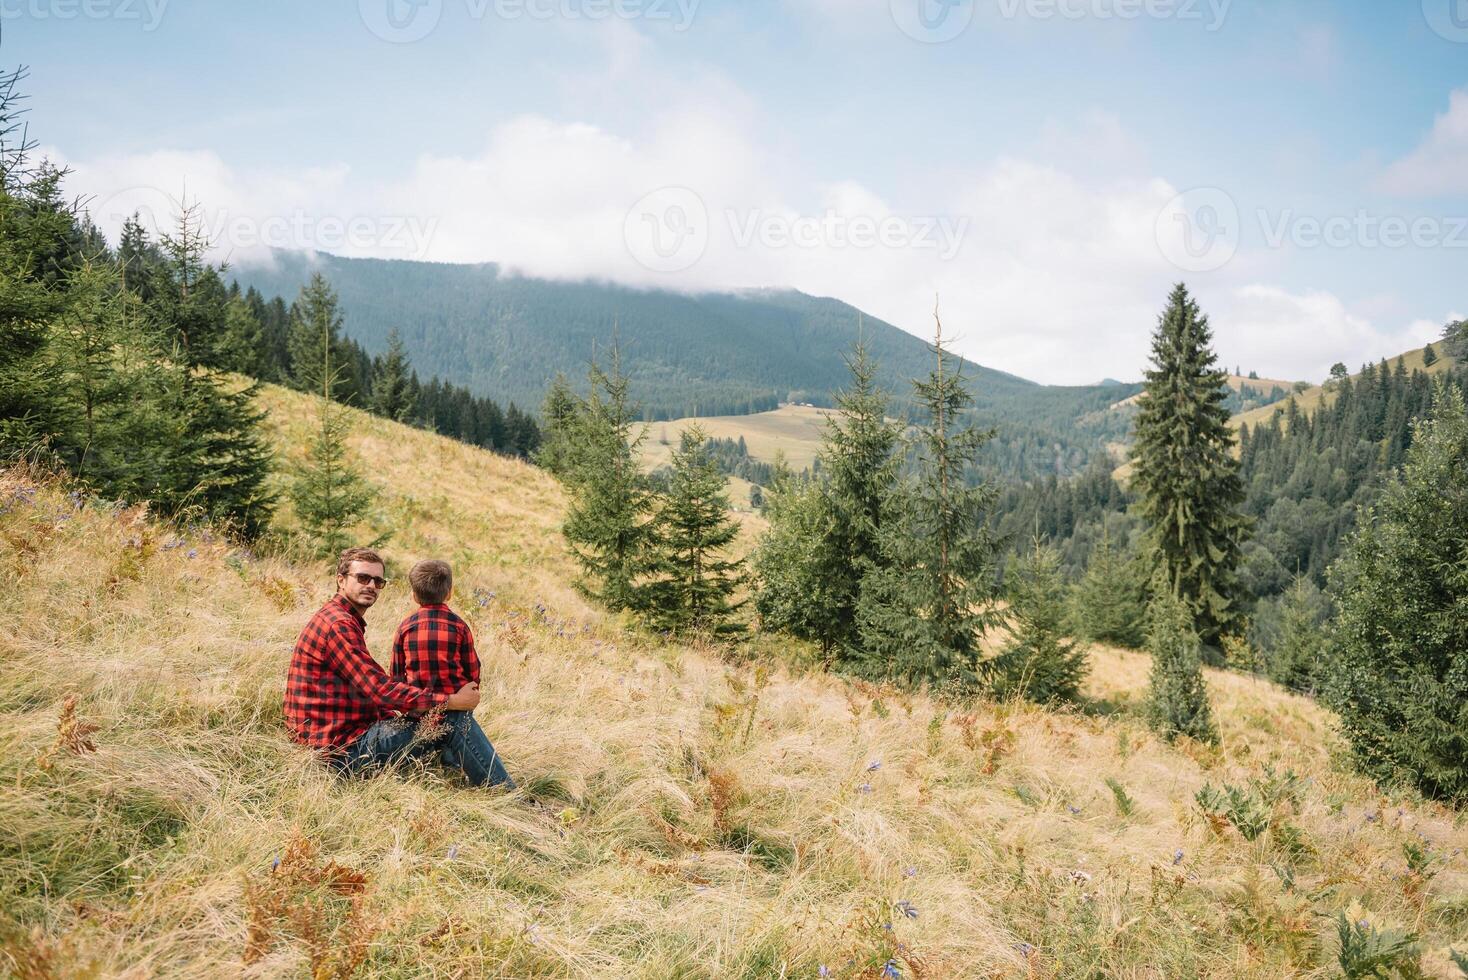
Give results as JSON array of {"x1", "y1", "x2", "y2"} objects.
[
  {"x1": 285, "y1": 594, "x2": 447, "y2": 750},
  {"x1": 390, "y1": 604, "x2": 481, "y2": 696}
]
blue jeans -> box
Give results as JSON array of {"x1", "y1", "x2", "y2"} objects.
[{"x1": 337, "y1": 711, "x2": 515, "y2": 789}]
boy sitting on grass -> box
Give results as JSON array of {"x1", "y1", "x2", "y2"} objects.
[{"x1": 391, "y1": 559, "x2": 514, "y2": 788}]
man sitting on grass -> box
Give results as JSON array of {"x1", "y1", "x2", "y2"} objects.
[{"x1": 284, "y1": 547, "x2": 514, "y2": 788}]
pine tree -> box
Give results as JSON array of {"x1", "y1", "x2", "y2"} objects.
[
  {"x1": 370, "y1": 328, "x2": 417, "y2": 422},
  {"x1": 561, "y1": 347, "x2": 657, "y2": 611},
  {"x1": 1131, "y1": 284, "x2": 1249, "y2": 655},
  {"x1": 0, "y1": 67, "x2": 70, "y2": 457},
  {"x1": 820, "y1": 337, "x2": 903, "y2": 658},
  {"x1": 152, "y1": 199, "x2": 231, "y2": 373},
  {"x1": 287, "y1": 273, "x2": 345, "y2": 395},
  {"x1": 1324, "y1": 379, "x2": 1468, "y2": 802},
  {"x1": 49, "y1": 259, "x2": 159, "y2": 496},
  {"x1": 534, "y1": 372, "x2": 581, "y2": 478},
  {"x1": 219, "y1": 285, "x2": 268, "y2": 376},
  {"x1": 1266, "y1": 574, "x2": 1327, "y2": 693},
  {"x1": 855, "y1": 309, "x2": 1002, "y2": 686},
  {"x1": 991, "y1": 538, "x2": 1089, "y2": 703},
  {"x1": 642, "y1": 425, "x2": 745, "y2": 636},
  {"x1": 1145, "y1": 586, "x2": 1219, "y2": 744},
  {"x1": 1068, "y1": 525, "x2": 1146, "y2": 648},
  {"x1": 1443, "y1": 319, "x2": 1467, "y2": 362},
  {"x1": 289, "y1": 326, "x2": 378, "y2": 556},
  {"x1": 1421, "y1": 343, "x2": 1438, "y2": 368},
  {"x1": 752, "y1": 454, "x2": 844, "y2": 649}
]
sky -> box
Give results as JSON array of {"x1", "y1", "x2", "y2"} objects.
[{"x1": 7, "y1": 0, "x2": 1468, "y2": 385}]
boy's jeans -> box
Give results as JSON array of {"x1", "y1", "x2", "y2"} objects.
[{"x1": 336, "y1": 710, "x2": 515, "y2": 789}]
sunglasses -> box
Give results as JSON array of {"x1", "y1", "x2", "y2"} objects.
[{"x1": 347, "y1": 572, "x2": 388, "y2": 588}]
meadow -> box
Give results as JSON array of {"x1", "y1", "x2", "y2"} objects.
[{"x1": 2, "y1": 383, "x2": 1466, "y2": 978}]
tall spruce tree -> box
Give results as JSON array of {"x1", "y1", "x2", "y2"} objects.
[
  {"x1": 370, "y1": 328, "x2": 417, "y2": 422},
  {"x1": 289, "y1": 323, "x2": 377, "y2": 557},
  {"x1": 1324, "y1": 379, "x2": 1468, "y2": 802},
  {"x1": 561, "y1": 346, "x2": 656, "y2": 611},
  {"x1": 991, "y1": 538, "x2": 1089, "y2": 703},
  {"x1": 642, "y1": 425, "x2": 745, "y2": 636},
  {"x1": 820, "y1": 337, "x2": 903, "y2": 657},
  {"x1": 1131, "y1": 284, "x2": 1249, "y2": 654},
  {"x1": 855, "y1": 311, "x2": 1002, "y2": 686},
  {"x1": 1145, "y1": 586, "x2": 1219, "y2": 744}
]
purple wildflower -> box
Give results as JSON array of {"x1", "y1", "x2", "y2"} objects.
[
  {"x1": 1014, "y1": 942, "x2": 1034, "y2": 957},
  {"x1": 882, "y1": 959, "x2": 901, "y2": 979},
  {"x1": 446, "y1": 844, "x2": 459, "y2": 861},
  {"x1": 187, "y1": 549, "x2": 198, "y2": 559},
  {"x1": 903, "y1": 866, "x2": 917, "y2": 878},
  {"x1": 818, "y1": 967, "x2": 831, "y2": 978},
  {"x1": 867, "y1": 759, "x2": 882, "y2": 772},
  {"x1": 1067, "y1": 805, "x2": 1082, "y2": 815},
  {"x1": 271, "y1": 855, "x2": 280, "y2": 871},
  {"x1": 894, "y1": 900, "x2": 918, "y2": 919},
  {"x1": 1172, "y1": 848, "x2": 1184, "y2": 865},
  {"x1": 857, "y1": 782, "x2": 873, "y2": 794}
]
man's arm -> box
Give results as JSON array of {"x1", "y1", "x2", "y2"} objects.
[{"x1": 325, "y1": 623, "x2": 449, "y2": 714}]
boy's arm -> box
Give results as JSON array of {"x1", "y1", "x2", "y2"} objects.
[
  {"x1": 389, "y1": 621, "x2": 407, "y2": 681},
  {"x1": 460, "y1": 619, "x2": 482, "y2": 686}
]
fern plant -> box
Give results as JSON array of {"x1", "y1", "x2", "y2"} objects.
[{"x1": 1334, "y1": 913, "x2": 1422, "y2": 979}]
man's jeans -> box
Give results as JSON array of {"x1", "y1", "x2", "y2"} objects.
[{"x1": 336, "y1": 710, "x2": 514, "y2": 789}]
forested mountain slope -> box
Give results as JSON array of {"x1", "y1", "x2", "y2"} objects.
[{"x1": 234, "y1": 251, "x2": 1141, "y2": 479}]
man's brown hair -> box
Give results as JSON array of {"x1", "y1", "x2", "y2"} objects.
[
  {"x1": 336, "y1": 547, "x2": 384, "y2": 578},
  {"x1": 408, "y1": 559, "x2": 453, "y2": 605}
]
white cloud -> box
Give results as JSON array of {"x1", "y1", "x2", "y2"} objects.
[
  {"x1": 1209, "y1": 285, "x2": 1444, "y2": 383},
  {"x1": 53, "y1": 109, "x2": 1454, "y2": 386},
  {"x1": 1379, "y1": 89, "x2": 1468, "y2": 197}
]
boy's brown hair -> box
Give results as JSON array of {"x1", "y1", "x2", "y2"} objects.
[{"x1": 408, "y1": 559, "x2": 453, "y2": 605}]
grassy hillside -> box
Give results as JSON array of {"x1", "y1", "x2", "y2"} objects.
[
  {"x1": 4, "y1": 384, "x2": 1468, "y2": 978},
  {"x1": 637, "y1": 404, "x2": 836, "y2": 475},
  {"x1": 1233, "y1": 346, "x2": 1457, "y2": 432}
]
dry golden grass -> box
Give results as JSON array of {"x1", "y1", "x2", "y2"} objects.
[{"x1": 3, "y1": 384, "x2": 1467, "y2": 978}]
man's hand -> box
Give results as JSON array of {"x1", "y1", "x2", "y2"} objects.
[{"x1": 445, "y1": 682, "x2": 481, "y2": 712}]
